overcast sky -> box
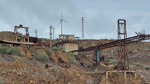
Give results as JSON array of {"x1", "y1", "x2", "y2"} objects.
[{"x1": 0, "y1": 0, "x2": 150, "y2": 39}]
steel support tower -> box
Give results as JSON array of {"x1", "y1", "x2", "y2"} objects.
[
  {"x1": 92, "y1": 48, "x2": 100, "y2": 65},
  {"x1": 118, "y1": 19, "x2": 129, "y2": 70}
]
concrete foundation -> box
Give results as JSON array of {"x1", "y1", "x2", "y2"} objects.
[
  {"x1": 105, "y1": 70, "x2": 136, "y2": 84},
  {"x1": 63, "y1": 43, "x2": 78, "y2": 52}
]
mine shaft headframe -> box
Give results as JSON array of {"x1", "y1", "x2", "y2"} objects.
[
  {"x1": 14, "y1": 24, "x2": 30, "y2": 42},
  {"x1": 14, "y1": 24, "x2": 29, "y2": 35},
  {"x1": 118, "y1": 19, "x2": 129, "y2": 70}
]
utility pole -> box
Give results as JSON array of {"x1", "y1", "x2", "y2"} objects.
[
  {"x1": 82, "y1": 17, "x2": 84, "y2": 39},
  {"x1": 35, "y1": 29, "x2": 37, "y2": 37},
  {"x1": 50, "y1": 25, "x2": 53, "y2": 48},
  {"x1": 53, "y1": 27, "x2": 54, "y2": 40}
]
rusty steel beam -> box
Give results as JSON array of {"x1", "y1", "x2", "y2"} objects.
[{"x1": 71, "y1": 34, "x2": 150, "y2": 52}]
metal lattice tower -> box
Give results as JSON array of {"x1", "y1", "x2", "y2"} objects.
[
  {"x1": 82, "y1": 17, "x2": 84, "y2": 39},
  {"x1": 49, "y1": 25, "x2": 53, "y2": 48},
  {"x1": 53, "y1": 27, "x2": 54, "y2": 40},
  {"x1": 117, "y1": 19, "x2": 129, "y2": 70},
  {"x1": 35, "y1": 29, "x2": 37, "y2": 37}
]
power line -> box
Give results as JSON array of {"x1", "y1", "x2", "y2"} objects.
[
  {"x1": 126, "y1": 21, "x2": 139, "y2": 33},
  {"x1": 109, "y1": 27, "x2": 117, "y2": 39},
  {"x1": 103, "y1": 23, "x2": 116, "y2": 39}
]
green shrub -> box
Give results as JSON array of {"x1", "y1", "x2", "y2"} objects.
[
  {"x1": 68, "y1": 55, "x2": 78, "y2": 65},
  {"x1": 35, "y1": 52, "x2": 50, "y2": 63},
  {"x1": 51, "y1": 47, "x2": 61, "y2": 51},
  {"x1": 0, "y1": 78, "x2": 4, "y2": 84},
  {"x1": 129, "y1": 51, "x2": 133, "y2": 54},
  {"x1": 27, "y1": 45, "x2": 32, "y2": 49},
  {"x1": 145, "y1": 65, "x2": 150, "y2": 70},
  {"x1": 7, "y1": 48, "x2": 22, "y2": 56},
  {"x1": 52, "y1": 68, "x2": 57, "y2": 73},
  {"x1": 45, "y1": 48, "x2": 52, "y2": 57},
  {"x1": 67, "y1": 52, "x2": 74, "y2": 56},
  {"x1": 129, "y1": 50, "x2": 138, "y2": 54},
  {"x1": 133, "y1": 62, "x2": 140, "y2": 66},
  {"x1": 0, "y1": 47, "x2": 8, "y2": 54},
  {"x1": 107, "y1": 59, "x2": 118, "y2": 65},
  {"x1": 0, "y1": 47, "x2": 22, "y2": 57},
  {"x1": 146, "y1": 52, "x2": 150, "y2": 57}
]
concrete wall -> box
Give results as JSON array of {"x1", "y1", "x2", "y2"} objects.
[
  {"x1": 66, "y1": 35, "x2": 74, "y2": 40},
  {"x1": 63, "y1": 43, "x2": 78, "y2": 52}
]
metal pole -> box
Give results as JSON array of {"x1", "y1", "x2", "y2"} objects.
[
  {"x1": 82, "y1": 17, "x2": 84, "y2": 39},
  {"x1": 50, "y1": 25, "x2": 53, "y2": 48},
  {"x1": 35, "y1": 29, "x2": 37, "y2": 37},
  {"x1": 61, "y1": 19, "x2": 63, "y2": 34},
  {"x1": 53, "y1": 27, "x2": 54, "y2": 40}
]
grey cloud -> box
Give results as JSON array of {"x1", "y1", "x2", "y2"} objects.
[{"x1": 0, "y1": 0, "x2": 150, "y2": 39}]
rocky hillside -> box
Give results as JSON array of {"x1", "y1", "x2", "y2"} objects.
[
  {"x1": 0, "y1": 31, "x2": 150, "y2": 84},
  {"x1": 0, "y1": 46, "x2": 104, "y2": 84},
  {"x1": 0, "y1": 42, "x2": 150, "y2": 84}
]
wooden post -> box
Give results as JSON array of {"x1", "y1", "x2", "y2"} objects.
[
  {"x1": 106, "y1": 71, "x2": 108, "y2": 84},
  {"x1": 134, "y1": 72, "x2": 136, "y2": 79},
  {"x1": 124, "y1": 71, "x2": 126, "y2": 84}
]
